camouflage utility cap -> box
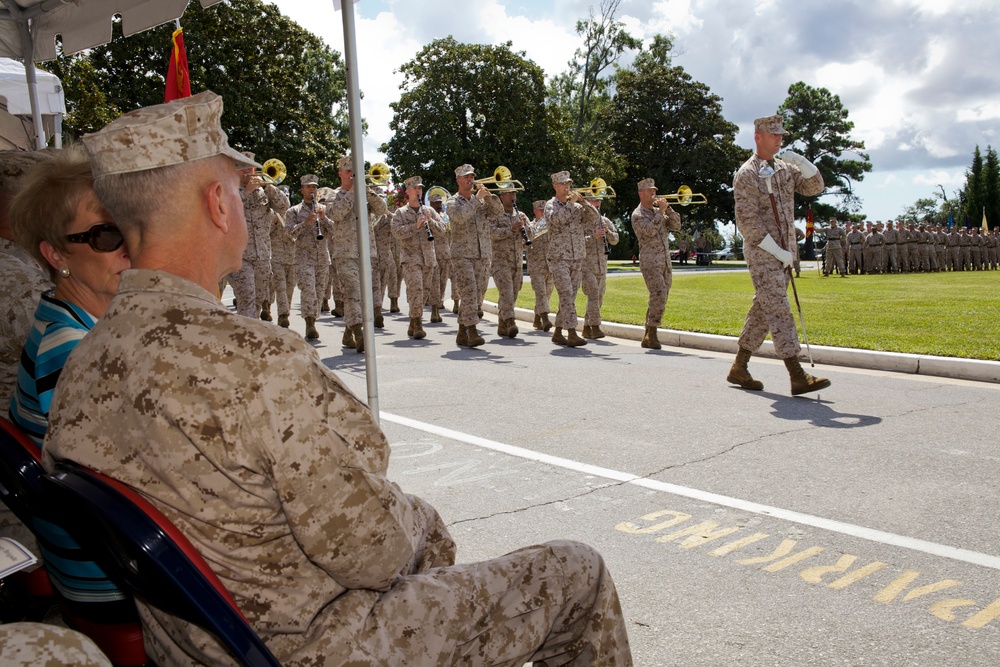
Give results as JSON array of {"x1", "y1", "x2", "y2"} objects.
[
  {"x1": 301, "y1": 174, "x2": 319, "y2": 186},
  {"x1": 83, "y1": 91, "x2": 260, "y2": 177},
  {"x1": 0, "y1": 150, "x2": 51, "y2": 193},
  {"x1": 533, "y1": 200, "x2": 546, "y2": 210},
  {"x1": 455, "y1": 164, "x2": 475, "y2": 177},
  {"x1": 404, "y1": 176, "x2": 423, "y2": 188},
  {"x1": 429, "y1": 193, "x2": 444, "y2": 203},
  {"x1": 638, "y1": 178, "x2": 657, "y2": 191},
  {"x1": 754, "y1": 114, "x2": 787, "y2": 135},
  {"x1": 551, "y1": 171, "x2": 571, "y2": 185},
  {"x1": 337, "y1": 156, "x2": 353, "y2": 171}
]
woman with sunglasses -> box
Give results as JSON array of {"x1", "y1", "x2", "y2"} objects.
[{"x1": 8, "y1": 147, "x2": 130, "y2": 445}]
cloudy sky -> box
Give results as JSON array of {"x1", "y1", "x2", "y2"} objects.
[{"x1": 266, "y1": 0, "x2": 998, "y2": 220}]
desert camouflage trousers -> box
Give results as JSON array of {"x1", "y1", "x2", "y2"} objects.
[
  {"x1": 640, "y1": 258, "x2": 672, "y2": 328},
  {"x1": 229, "y1": 258, "x2": 271, "y2": 318},
  {"x1": 402, "y1": 263, "x2": 438, "y2": 319},
  {"x1": 296, "y1": 258, "x2": 329, "y2": 320},
  {"x1": 453, "y1": 257, "x2": 490, "y2": 327},
  {"x1": 433, "y1": 258, "x2": 452, "y2": 308},
  {"x1": 270, "y1": 262, "x2": 296, "y2": 316},
  {"x1": 582, "y1": 269, "x2": 607, "y2": 327},
  {"x1": 738, "y1": 257, "x2": 801, "y2": 359},
  {"x1": 527, "y1": 255, "x2": 553, "y2": 315},
  {"x1": 549, "y1": 258, "x2": 582, "y2": 330},
  {"x1": 492, "y1": 255, "x2": 523, "y2": 322},
  {"x1": 378, "y1": 252, "x2": 398, "y2": 304}
]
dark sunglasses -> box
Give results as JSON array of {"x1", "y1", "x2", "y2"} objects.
[{"x1": 65, "y1": 222, "x2": 124, "y2": 253}]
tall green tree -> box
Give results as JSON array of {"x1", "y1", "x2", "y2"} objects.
[
  {"x1": 382, "y1": 38, "x2": 554, "y2": 201},
  {"x1": 601, "y1": 35, "x2": 748, "y2": 246},
  {"x1": 983, "y1": 146, "x2": 1000, "y2": 228},
  {"x1": 548, "y1": 0, "x2": 640, "y2": 147},
  {"x1": 778, "y1": 82, "x2": 872, "y2": 217},
  {"x1": 42, "y1": 0, "x2": 350, "y2": 186},
  {"x1": 962, "y1": 145, "x2": 985, "y2": 227}
]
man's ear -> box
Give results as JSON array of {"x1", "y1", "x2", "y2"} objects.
[{"x1": 206, "y1": 180, "x2": 229, "y2": 234}]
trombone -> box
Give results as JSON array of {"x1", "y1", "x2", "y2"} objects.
[
  {"x1": 252, "y1": 158, "x2": 286, "y2": 185},
  {"x1": 475, "y1": 165, "x2": 524, "y2": 192},
  {"x1": 571, "y1": 177, "x2": 617, "y2": 199},
  {"x1": 655, "y1": 185, "x2": 707, "y2": 207},
  {"x1": 365, "y1": 162, "x2": 391, "y2": 188}
]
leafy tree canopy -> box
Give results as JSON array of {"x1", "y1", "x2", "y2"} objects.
[
  {"x1": 42, "y1": 0, "x2": 351, "y2": 187},
  {"x1": 778, "y1": 82, "x2": 872, "y2": 218}
]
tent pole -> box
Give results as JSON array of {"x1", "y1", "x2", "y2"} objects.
[
  {"x1": 338, "y1": 0, "x2": 380, "y2": 422},
  {"x1": 15, "y1": 17, "x2": 44, "y2": 149}
]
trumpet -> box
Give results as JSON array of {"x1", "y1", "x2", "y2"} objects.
[
  {"x1": 572, "y1": 177, "x2": 617, "y2": 199},
  {"x1": 366, "y1": 162, "x2": 391, "y2": 187},
  {"x1": 475, "y1": 165, "x2": 524, "y2": 192},
  {"x1": 655, "y1": 185, "x2": 707, "y2": 207}
]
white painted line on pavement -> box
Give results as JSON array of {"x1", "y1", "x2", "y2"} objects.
[{"x1": 382, "y1": 411, "x2": 1000, "y2": 572}]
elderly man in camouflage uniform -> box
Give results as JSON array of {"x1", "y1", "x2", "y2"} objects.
[
  {"x1": 631, "y1": 178, "x2": 680, "y2": 349},
  {"x1": 727, "y1": 114, "x2": 830, "y2": 395},
  {"x1": 582, "y1": 196, "x2": 619, "y2": 339},
  {"x1": 545, "y1": 171, "x2": 599, "y2": 347},
  {"x1": 230, "y1": 152, "x2": 288, "y2": 321},
  {"x1": 527, "y1": 199, "x2": 554, "y2": 331},
  {"x1": 326, "y1": 156, "x2": 388, "y2": 352},
  {"x1": 392, "y1": 176, "x2": 445, "y2": 339},
  {"x1": 447, "y1": 164, "x2": 501, "y2": 347},
  {"x1": 490, "y1": 185, "x2": 530, "y2": 338},
  {"x1": 43, "y1": 91, "x2": 633, "y2": 667},
  {"x1": 285, "y1": 174, "x2": 332, "y2": 340}
]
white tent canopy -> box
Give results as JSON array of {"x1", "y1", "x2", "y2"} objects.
[
  {"x1": 0, "y1": 0, "x2": 222, "y2": 148},
  {"x1": 0, "y1": 55, "x2": 62, "y2": 149}
]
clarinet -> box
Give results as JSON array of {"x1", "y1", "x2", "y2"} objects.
[
  {"x1": 311, "y1": 194, "x2": 323, "y2": 241},
  {"x1": 514, "y1": 203, "x2": 531, "y2": 246},
  {"x1": 422, "y1": 204, "x2": 434, "y2": 242},
  {"x1": 598, "y1": 217, "x2": 610, "y2": 255}
]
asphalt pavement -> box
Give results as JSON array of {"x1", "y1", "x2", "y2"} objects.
[{"x1": 259, "y1": 286, "x2": 1000, "y2": 667}]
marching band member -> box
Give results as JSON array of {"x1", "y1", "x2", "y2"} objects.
[
  {"x1": 326, "y1": 156, "x2": 388, "y2": 352},
  {"x1": 631, "y1": 178, "x2": 680, "y2": 349},
  {"x1": 526, "y1": 200, "x2": 554, "y2": 331},
  {"x1": 582, "y1": 195, "x2": 619, "y2": 339},
  {"x1": 447, "y1": 164, "x2": 500, "y2": 347},
  {"x1": 285, "y1": 173, "x2": 333, "y2": 340},
  {"x1": 490, "y1": 184, "x2": 529, "y2": 338},
  {"x1": 544, "y1": 171, "x2": 599, "y2": 347},
  {"x1": 429, "y1": 192, "x2": 452, "y2": 322},
  {"x1": 233, "y1": 152, "x2": 287, "y2": 321},
  {"x1": 392, "y1": 176, "x2": 446, "y2": 339}
]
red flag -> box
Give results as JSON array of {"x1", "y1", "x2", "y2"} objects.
[
  {"x1": 164, "y1": 27, "x2": 191, "y2": 102},
  {"x1": 806, "y1": 204, "x2": 814, "y2": 239}
]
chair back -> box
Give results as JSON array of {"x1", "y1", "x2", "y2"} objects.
[{"x1": 42, "y1": 461, "x2": 281, "y2": 667}]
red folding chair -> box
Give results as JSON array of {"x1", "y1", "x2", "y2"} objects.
[
  {"x1": 42, "y1": 460, "x2": 281, "y2": 667},
  {"x1": 0, "y1": 416, "x2": 147, "y2": 666}
]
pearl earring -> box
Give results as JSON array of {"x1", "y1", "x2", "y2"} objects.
[{"x1": 58, "y1": 266, "x2": 70, "y2": 278}]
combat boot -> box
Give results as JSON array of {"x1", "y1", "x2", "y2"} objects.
[
  {"x1": 466, "y1": 326, "x2": 485, "y2": 347},
  {"x1": 374, "y1": 308, "x2": 384, "y2": 329},
  {"x1": 452, "y1": 298, "x2": 459, "y2": 314},
  {"x1": 389, "y1": 297, "x2": 400, "y2": 313},
  {"x1": 582, "y1": 325, "x2": 595, "y2": 339},
  {"x1": 784, "y1": 357, "x2": 831, "y2": 396},
  {"x1": 342, "y1": 325, "x2": 355, "y2": 348},
  {"x1": 497, "y1": 318, "x2": 509, "y2": 337},
  {"x1": 477, "y1": 308, "x2": 484, "y2": 318},
  {"x1": 407, "y1": 318, "x2": 415, "y2": 337},
  {"x1": 592, "y1": 326, "x2": 605, "y2": 339},
  {"x1": 552, "y1": 327, "x2": 568, "y2": 346},
  {"x1": 320, "y1": 299, "x2": 330, "y2": 313},
  {"x1": 430, "y1": 306, "x2": 442, "y2": 323},
  {"x1": 260, "y1": 304, "x2": 272, "y2": 322},
  {"x1": 456, "y1": 324, "x2": 469, "y2": 347},
  {"x1": 641, "y1": 326, "x2": 661, "y2": 350},
  {"x1": 533, "y1": 313, "x2": 543, "y2": 330},
  {"x1": 506, "y1": 318, "x2": 518, "y2": 338},
  {"x1": 353, "y1": 324, "x2": 365, "y2": 353},
  {"x1": 331, "y1": 301, "x2": 344, "y2": 317},
  {"x1": 566, "y1": 328, "x2": 587, "y2": 347},
  {"x1": 411, "y1": 318, "x2": 426, "y2": 340},
  {"x1": 726, "y1": 347, "x2": 763, "y2": 391},
  {"x1": 304, "y1": 316, "x2": 319, "y2": 340},
  {"x1": 277, "y1": 313, "x2": 290, "y2": 328},
  {"x1": 540, "y1": 312, "x2": 553, "y2": 332}
]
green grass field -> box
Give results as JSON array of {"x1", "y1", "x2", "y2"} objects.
[{"x1": 487, "y1": 266, "x2": 1000, "y2": 360}]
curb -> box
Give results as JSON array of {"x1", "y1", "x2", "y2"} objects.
[{"x1": 482, "y1": 302, "x2": 1000, "y2": 385}]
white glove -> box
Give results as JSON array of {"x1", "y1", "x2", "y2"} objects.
[
  {"x1": 758, "y1": 233, "x2": 793, "y2": 268},
  {"x1": 781, "y1": 151, "x2": 818, "y2": 179}
]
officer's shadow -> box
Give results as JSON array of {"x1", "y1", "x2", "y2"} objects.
[{"x1": 753, "y1": 390, "x2": 882, "y2": 429}]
